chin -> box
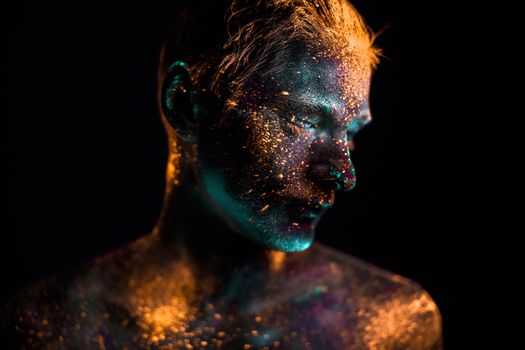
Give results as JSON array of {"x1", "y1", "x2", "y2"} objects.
[
  {"x1": 269, "y1": 233, "x2": 314, "y2": 252},
  {"x1": 248, "y1": 221, "x2": 316, "y2": 252}
]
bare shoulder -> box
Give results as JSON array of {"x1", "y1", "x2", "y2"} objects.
[
  {"x1": 301, "y1": 242, "x2": 443, "y2": 349},
  {"x1": 0, "y1": 238, "x2": 150, "y2": 349}
]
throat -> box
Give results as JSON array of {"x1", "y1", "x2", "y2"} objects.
[{"x1": 152, "y1": 182, "x2": 286, "y2": 286}]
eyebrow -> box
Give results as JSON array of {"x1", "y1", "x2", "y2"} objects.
[
  {"x1": 275, "y1": 95, "x2": 370, "y2": 123},
  {"x1": 274, "y1": 96, "x2": 334, "y2": 118}
]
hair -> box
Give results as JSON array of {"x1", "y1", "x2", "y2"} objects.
[{"x1": 157, "y1": 0, "x2": 379, "y2": 109}]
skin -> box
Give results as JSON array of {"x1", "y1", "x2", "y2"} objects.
[
  {"x1": 1, "y1": 45, "x2": 443, "y2": 349},
  {"x1": 197, "y1": 48, "x2": 372, "y2": 252}
]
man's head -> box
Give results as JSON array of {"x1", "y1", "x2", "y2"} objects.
[{"x1": 159, "y1": 0, "x2": 379, "y2": 252}]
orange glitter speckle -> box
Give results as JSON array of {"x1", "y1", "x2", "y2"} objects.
[
  {"x1": 225, "y1": 99, "x2": 238, "y2": 109},
  {"x1": 166, "y1": 148, "x2": 182, "y2": 188},
  {"x1": 267, "y1": 251, "x2": 286, "y2": 271}
]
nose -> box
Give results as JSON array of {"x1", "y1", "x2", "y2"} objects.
[{"x1": 308, "y1": 135, "x2": 356, "y2": 192}]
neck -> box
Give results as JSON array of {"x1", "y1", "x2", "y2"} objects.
[{"x1": 151, "y1": 171, "x2": 286, "y2": 281}]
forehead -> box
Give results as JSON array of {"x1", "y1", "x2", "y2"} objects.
[{"x1": 262, "y1": 47, "x2": 372, "y2": 116}]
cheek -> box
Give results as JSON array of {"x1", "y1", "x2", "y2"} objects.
[
  {"x1": 201, "y1": 110, "x2": 316, "y2": 206},
  {"x1": 243, "y1": 113, "x2": 314, "y2": 195},
  {"x1": 197, "y1": 113, "x2": 253, "y2": 190}
]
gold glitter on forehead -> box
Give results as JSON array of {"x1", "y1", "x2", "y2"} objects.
[{"x1": 301, "y1": 45, "x2": 372, "y2": 115}]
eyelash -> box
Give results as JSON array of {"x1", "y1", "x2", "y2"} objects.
[
  {"x1": 281, "y1": 120, "x2": 305, "y2": 136},
  {"x1": 283, "y1": 115, "x2": 318, "y2": 129}
]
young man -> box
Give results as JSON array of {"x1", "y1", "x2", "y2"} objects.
[{"x1": 2, "y1": 1, "x2": 443, "y2": 348}]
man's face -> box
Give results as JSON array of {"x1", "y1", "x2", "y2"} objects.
[{"x1": 196, "y1": 46, "x2": 372, "y2": 252}]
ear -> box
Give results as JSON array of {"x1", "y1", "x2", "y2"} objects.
[{"x1": 161, "y1": 61, "x2": 199, "y2": 142}]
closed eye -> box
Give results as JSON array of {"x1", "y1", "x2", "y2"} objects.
[{"x1": 283, "y1": 114, "x2": 319, "y2": 129}]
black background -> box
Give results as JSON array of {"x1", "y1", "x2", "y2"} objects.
[{"x1": 5, "y1": 0, "x2": 453, "y2": 347}]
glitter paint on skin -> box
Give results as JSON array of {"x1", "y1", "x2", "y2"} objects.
[
  {"x1": 1, "y1": 237, "x2": 442, "y2": 349},
  {"x1": 198, "y1": 45, "x2": 370, "y2": 252},
  {"x1": 1, "y1": 1, "x2": 443, "y2": 348}
]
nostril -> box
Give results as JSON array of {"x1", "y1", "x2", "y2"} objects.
[
  {"x1": 318, "y1": 165, "x2": 356, "y2": 192},
  {"x1": 309, "y1": 161, "x2": 356, "y2": 192},
  {"x1": 309, "y1": 163, "x2": 341, "y2": 192}
]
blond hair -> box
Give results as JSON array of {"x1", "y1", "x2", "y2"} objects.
[{"x1": 158, "y1": 0, "x2": 379, "y2": 105}]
